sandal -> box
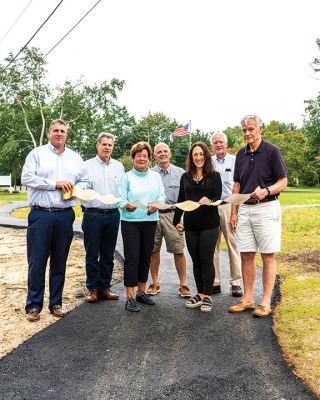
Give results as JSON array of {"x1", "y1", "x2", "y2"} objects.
[
  {"x1": 200, "y1": 297, "x2": 212, "y2": 312},
  {"x1": 185, "y1": 294, "x2": 202, "y2": 308}
]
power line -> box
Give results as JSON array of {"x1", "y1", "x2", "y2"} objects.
[
  {"x1": 2, "y1": 0, "x2": 64, "y2": 71},
  {"x1": 0, "y1": 0, "x2": 33, "y2": 45},
  {"x1": 44, "y1": 0, "x2": 102, "y2": 59}
]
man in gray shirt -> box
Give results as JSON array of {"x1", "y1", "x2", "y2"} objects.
[
  {"x1": 211, "y1": 132, "x2": 242, "y2": 297},
  {"x1": 147, "y1": 143, "x2": 191, "y2": 298}
]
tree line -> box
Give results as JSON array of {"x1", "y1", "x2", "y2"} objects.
[{"x1": 0, "y1": 44, "x2": 319, "y2": 187}]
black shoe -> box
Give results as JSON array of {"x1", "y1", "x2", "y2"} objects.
[
  {"x1": 125, "y1": 298, "x2": 140, "y2": 312},
  {"x1": 136, "y1": 292, "x2": 156, "y2": 305},
  {"x1": 212, "y1": 285, "x2": 221, "y2": 295},
  {"x1": 231, "y1": 285, "x2": 243, "y2": 297}
]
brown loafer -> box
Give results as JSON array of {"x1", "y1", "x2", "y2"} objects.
[
  {"x1": 228, "y1": 299, "x2": 256, "y2": 313},
  {"x1": 86, "y1": 290, "x2": 98, "y2": 302},
  {"x1": 253, "y1": 304, "x2": 272, "y2": 318},
  {"x1": 50, "y1": 305, "x2": 66, "y2": 318},
  {"x1": 26, "y1": 308, "x2": 40, "y2": 322},
  {"x1": 100, "y1": 289, "x2": 119, "y2": 300}
]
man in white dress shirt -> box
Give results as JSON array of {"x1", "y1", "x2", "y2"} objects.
[
  {"x1": 211, "y1": 132, "x2": 242, "y2": 297},
  {"x1": 81, "y1": 132, "x2": 125, "y2": 303},
  {"x1": 22, "y1": 119, "x2": 87, "y2": 322}
]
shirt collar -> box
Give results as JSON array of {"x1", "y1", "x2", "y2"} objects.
[
  {"x1": 156, "y1": 163, "x2": 171, "y2": 174},
  {"x1": 132, "y1": 167, "x2": 149, "y2": 177},
  {"x1": 244, "y1": 139, "x2": 266, "y2": 154},
  {"x1": 48, "y1": 142, "x2": 65, "y2": 155},
  {"x1": 214, "y1": 155, "x2": 226, "y2": 163},
  {"x1": 96, "y1": 155, "x2": 112, "y2": 165}
]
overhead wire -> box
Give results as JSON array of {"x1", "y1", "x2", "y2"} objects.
[
  {"x1": 2, "y1": 0, "x2": 64, "y2": 71},
  {"x1": 44, "y1": 0, "x2": 102, "y2": 59},
  {"x1": 0, "y1": 0, "x2": 33, "y2": 45}
]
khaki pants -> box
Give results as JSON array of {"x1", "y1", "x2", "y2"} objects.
[{"x1": 213, "y1": 203, "x2": 242, "y2": 286}]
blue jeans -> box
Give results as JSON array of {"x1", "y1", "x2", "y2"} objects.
[
  {"x1": 26, "y1": 208, "x2": 75, "y2": 313},
  {"x1": 82, "y1": 209, "x2": 120, "y2": 292}
]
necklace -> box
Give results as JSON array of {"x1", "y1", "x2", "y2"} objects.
[{"x1": 194, "y1": 174, "x2": 203, "y2": 184}]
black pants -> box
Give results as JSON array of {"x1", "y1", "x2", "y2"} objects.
[
  {"x1": 185, "y1": 227, "x2": 219, "y2": 296},
  {"x1": 121, "y1": 221, "x2": 157, "y2": 287}
]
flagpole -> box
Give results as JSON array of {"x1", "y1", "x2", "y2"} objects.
[{"x1": 189, "y1": 120, "x2": 192, "y2": 150}]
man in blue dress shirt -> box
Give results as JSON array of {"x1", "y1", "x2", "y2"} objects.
[
  {"x1": 81, "y1": 132, "x2": 125, "y2": 303},
  {"x1": 22, "y1": 119, "x2": 87, "y2": 322}
]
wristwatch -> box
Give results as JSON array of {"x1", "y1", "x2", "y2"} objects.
[{"x1": 266, "y1": 187, "x2": 271, "y2": 196}]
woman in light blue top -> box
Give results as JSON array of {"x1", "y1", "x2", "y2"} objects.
[{"x1": 119, "y1": 142, "x2": 165, "y2": 312}]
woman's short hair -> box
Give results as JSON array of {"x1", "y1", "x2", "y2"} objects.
[
  {"x1": 186, "y1": 141, "x2": 215, "y2": 179},
  {"x1": 130, "y1": 142, "x2": 152, "y2": 159}
]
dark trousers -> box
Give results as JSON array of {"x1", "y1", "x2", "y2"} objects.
[
  {"x1": 121, "y1": 221, "x2": 157, "y2": 287},
  {"x1": 25, "y1": 208, "x2": 75, "y2": 313},
  {"x1": 82, "y1": 209, "x2": 120, "y2": 292},
  {"x1": 185, "y1": 227, "x2": 219, "y2": 296}
]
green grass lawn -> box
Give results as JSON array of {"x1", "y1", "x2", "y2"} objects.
[
  {"x1": 273, "y1": 207, "x2": 320, "y2": 396},
  {"x1": 0, "y1": 192, "x2": 27, "y2": 201},
  {"x1": 280, "y1": 190, "x2": 320, "y2": 206}
]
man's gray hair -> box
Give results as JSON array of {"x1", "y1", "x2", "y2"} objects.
[
  {"x1": 96, "y1": 132, "x2": 115, "y2": 144},
  {"x1": 211, "y1": 132, "x2": 228, "y2": 144},
  {"x1": 154, "y1": 142, "x2": 170, "y2": 153},
  {"x1": 240, "y1": 115, "x2": 264, "y2": 128}
]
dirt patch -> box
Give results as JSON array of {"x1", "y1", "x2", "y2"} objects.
[
  {"x1": 277, "y1": 250, "x2": 320, "y2": 272},
  {"x1": 0, "y1": 226, "x2": 123, "y2": 359}
]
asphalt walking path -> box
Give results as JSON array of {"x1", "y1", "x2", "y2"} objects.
[{"x1": 0, "y1": 202, "x2": 317, "y2": 400}]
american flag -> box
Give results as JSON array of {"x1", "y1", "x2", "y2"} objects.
[{"x1": 172, "y1": 123, "x2": 189, "y2": 137}]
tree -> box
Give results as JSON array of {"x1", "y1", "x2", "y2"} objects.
[
  {"x1": 263, "y1": 124, "x2": 318, "y2": 186},
  {"x1": 311, "y1": 38, "x2": 320, "y2": 75},
  {"x1": 0, "y1": 47, "x2": 135, "y2": 182},
  {"x1": 0, "y1": 48, "x2": 51, "y2": 181}
]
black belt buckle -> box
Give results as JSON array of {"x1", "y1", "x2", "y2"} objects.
[{"x1": 244, "y1": 199, "x2": 259, "y2": 205}]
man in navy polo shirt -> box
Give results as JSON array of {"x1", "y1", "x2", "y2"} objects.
[{"x1": 229, "y1": 115, "x2": 287, "y2": 317}]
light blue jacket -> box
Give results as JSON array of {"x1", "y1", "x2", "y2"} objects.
[{"x1": 119, "y1": 168, "x2": 165, "y2": 222}]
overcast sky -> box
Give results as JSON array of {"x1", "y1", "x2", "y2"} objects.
[{"x1": 1, "y1": 0, "x2": 320, "y2": 132}]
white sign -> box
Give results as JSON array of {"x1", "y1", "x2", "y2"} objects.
[{"x1": 0, "y1": 175, "x2": 11, "y2": 186}]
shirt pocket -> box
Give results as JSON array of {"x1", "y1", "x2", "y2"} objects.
[{"x1": 169, "y1": 178, "x2": 180, "y2": 189}]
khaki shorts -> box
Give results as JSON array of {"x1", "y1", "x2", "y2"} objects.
[
  {"x1": 236, "y1": 200, "x2": 281, "y2": 253},
  {"x1": 153, "y1": 211, "x2": 185, "y2": 254}
]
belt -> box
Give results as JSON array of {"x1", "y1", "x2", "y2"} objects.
[
  {"x1": 159, "y1": 209, "x2": 175, "y2": 214},
  {"x1": 31, "y1": 206, "x2": 72, "y2": 212},
  {"x1": 244, "y1": 195, "x2": 278, "y2": 205},
  {"x1": 85, "y1": 208, "x2": 119, "y2": 214}
]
